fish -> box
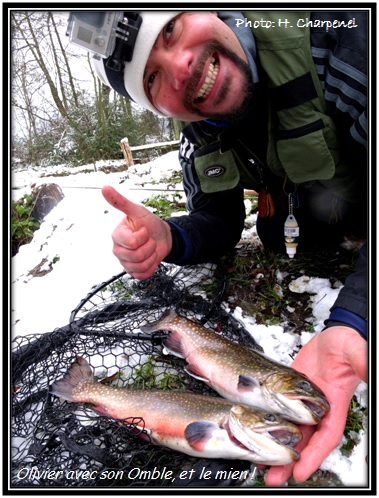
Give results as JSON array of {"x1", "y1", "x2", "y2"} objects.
[
  {"x1": 50, "y1": 356, "x2": 302, "y2": 465},
  {"x1": 140, "y1": 310, "x2": 330, "y2": 425}
]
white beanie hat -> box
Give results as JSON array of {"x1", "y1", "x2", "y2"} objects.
[{"x1": 93, "y1": 11, "x2": 180, "y2": 116}]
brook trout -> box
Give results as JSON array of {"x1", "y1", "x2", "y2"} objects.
[
  {"x1": 141, "y1": 310, "x2": 330, "y2": 425},
  {"x1": 50, "y1": 356, "x2": 302, "y2": 465}
]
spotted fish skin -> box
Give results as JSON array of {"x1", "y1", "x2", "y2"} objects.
[
  {"x1": 141, "y1": 310, "x2": 330, "y2": 425},
  {"x1": 50, "y1": 356, "x2": 302, "y2": 465}
]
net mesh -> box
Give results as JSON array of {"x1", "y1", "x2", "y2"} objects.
[{"x1": 12, "y1": 262, "x2": 263, "y2": 488}]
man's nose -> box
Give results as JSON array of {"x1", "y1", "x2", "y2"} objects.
[{"x1": 168, "y1": 50, "x2": 193, "y2": 90}]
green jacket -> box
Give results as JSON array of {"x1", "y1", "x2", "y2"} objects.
[{"x1": 188, "y1": 11, "x2": 362, "y2": 203}]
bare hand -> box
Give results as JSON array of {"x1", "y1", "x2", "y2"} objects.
[
  {"x1": 102, "y1": 185, "x2": 172, "y2": 280},
  {"x1": 265, "y1": 326, "x2": 367, "y2": 486}
]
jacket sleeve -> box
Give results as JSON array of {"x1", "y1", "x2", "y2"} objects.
[
  {"x1": 163, "y1": 133, "x2": 246, "y2": 265},
  {"x1": 311, "y1": 11, "x2": 367, "y2": 156},
  {"x1": 310, "y1": 13, "x2": 368, "y2": 338},
  {"x1": 324, "y1": 242, "x2": 368, "y2": 339}
]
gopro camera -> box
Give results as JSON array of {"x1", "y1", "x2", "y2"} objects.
[{"x1": 66, "y1": 11, "x2": 142, "y2": 71}]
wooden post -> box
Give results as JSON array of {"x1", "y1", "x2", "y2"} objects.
[{"x1": 120, "y1": 137, "x2": 134, "y2": 167}]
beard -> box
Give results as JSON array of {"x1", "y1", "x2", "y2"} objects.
[{"x1": 183, "y1": 42, "x2": 254, "y2": 123}]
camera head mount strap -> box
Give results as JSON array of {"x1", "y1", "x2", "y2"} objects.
[{"x1": 102, "y1": 12, "x2": 142, "y2": 100}]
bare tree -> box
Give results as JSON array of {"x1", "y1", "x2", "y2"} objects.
[
  {"x1": 11, "y1": 11, "x2": 81, "y2": 135},
  {"x1": 11, "y1": 9, "x2": 174, "y2": 165}
]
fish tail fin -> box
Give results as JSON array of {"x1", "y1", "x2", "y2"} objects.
[
  {"x1": 140, "y1": 309, "x2": 177, "y2": 333},
  {"x1": 50, "y1": 356, "x2": 95, "y2": 402}
]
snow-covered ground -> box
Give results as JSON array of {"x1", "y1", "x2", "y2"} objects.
[
  {"x1": 11, "y1": 153, "x2": 185, "y2": 336},
  {"x1": 11, "y1": 151, "x2": 368, "y2": 488}
]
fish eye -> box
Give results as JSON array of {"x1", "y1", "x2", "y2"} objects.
[
  {"x1": 297, "y1": 380, "x2": 312, "y2": 391},
  {"x1": 264, "y1": 413, "x2": 276, "y2": 422}
]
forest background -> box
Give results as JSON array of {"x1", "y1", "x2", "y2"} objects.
[{"x1": 11, "y1": 11, "x2": 179, "y2": 169}]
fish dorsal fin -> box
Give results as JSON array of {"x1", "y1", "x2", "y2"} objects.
[
  {"x1": 237, "y1": 374, "x2": 261, "y2": 391},
  {"x1": 185, "y1": 421, "x2": 219, "y2": 451},
  {"x1": 184, "y1": 364, "x2": 210, "y2": 383}
]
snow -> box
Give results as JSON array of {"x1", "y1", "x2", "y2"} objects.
[
  {"x1": 11, "y1": 152, "x2": 184, "y2": 336},
  {"x1": 11, "y1": 151, "x2": 368, "y2": 488}
]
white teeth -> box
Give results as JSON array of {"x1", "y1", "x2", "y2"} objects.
[{"x1": 196, "y1": 58, "x2": 219, "y2": 101}]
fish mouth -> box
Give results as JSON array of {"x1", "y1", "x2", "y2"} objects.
[
  {"x1": 300, "y1": 398, "x2": 330, "y2": 421},
  {"x1": 285, "y1": 396, "x2": 330, "y2": 422},
  {"x1": 273, "y1": 392, "x2": 330, "y2": 424},
  {"x1": 265, "y1": 427, "x2": 302, "y2": 448},
  {"x1": 194, "y1": 55, "x2": 219, "y2": 103},
  {"x1": 225, "y1": 421, "x2": 301, "y2": 452},
  {"x1": 225, "y1": 409, "x2": 302, "y2": 463}
]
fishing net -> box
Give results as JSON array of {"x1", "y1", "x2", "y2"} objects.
[{"x1": 11, "y1": 262, "x2": 263, "y2": 488}]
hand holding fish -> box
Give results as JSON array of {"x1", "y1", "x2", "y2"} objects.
[
  {"x1": 102, "y1": 186, "x2": 172, "y2": 280},
  {"x1": 265, "y1": 325, "x2": 367, "y2": 486}
]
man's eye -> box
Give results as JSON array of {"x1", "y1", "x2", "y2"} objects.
[
  {"x1": 164, "y1": 20, "x2": 175, "y2": 41},
  {"x1": 147, "y1": 72, "x2": 156, "y2": 90}
]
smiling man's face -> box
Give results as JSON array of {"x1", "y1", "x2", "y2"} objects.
[{"x1": 143, "y1": 12, "x2": 254, "y2": 122}]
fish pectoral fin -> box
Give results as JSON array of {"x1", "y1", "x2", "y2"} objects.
[
  {"x1": 163, "y1": 333, "x2": 185, "y2": 359},
  {"x1": 92, "y1": 405, "x2": 109, "y2": 416},
  {"x1": 237, "y1": 374, "x2": 261, "y2": 392},
  {"x1": 135, "y1": 427, "x2": 152, "y2": 442},
  {"x1": 184, "y1": 364, "x2": 210, "y2": 383},
  {"x1": 185, "y1": 421, "x2": 220, "y2": 451}
]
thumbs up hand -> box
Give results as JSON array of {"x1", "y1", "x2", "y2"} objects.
[{"x1": 102, "y1": 186, "x2": 172, "y2": 280}]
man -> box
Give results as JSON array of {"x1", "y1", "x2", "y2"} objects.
[{"x1": 80, "y1": 11, "x2": 368, "y2": 485}]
